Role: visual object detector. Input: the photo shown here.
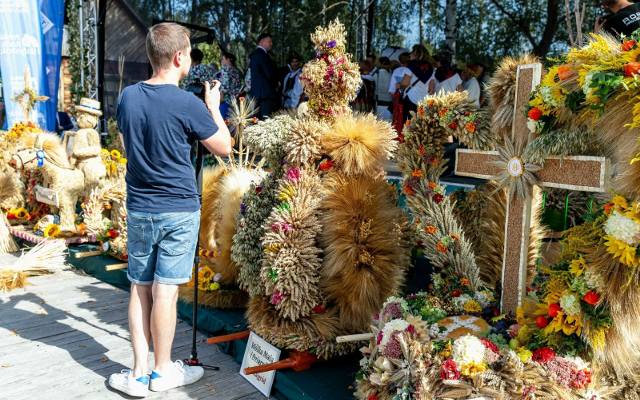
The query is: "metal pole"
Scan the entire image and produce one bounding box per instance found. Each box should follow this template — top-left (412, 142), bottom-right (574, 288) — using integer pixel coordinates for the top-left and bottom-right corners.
top-left (78, 0), bottom-right (85, 91)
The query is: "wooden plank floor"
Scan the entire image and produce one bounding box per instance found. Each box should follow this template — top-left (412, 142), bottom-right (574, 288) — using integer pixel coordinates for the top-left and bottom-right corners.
top-left (0, 262), bottom-right (263, 399)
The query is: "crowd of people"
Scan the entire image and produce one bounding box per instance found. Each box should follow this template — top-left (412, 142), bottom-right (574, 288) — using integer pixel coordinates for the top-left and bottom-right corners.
top-left (181, 33), bottom-right (487, 126)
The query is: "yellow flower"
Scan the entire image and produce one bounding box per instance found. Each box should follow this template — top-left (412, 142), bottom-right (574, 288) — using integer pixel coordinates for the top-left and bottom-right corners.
top-left (612, 195), bottom-right (629, 210)
top-left (543, 311), bottom-right (583, 336)
top-left (439, 342), bottom-right (452, 359)
top-left (14, 207), bottom-right (29, 219)
top-left (119, 157), bottom-right (128, 165)
top-left (605, 236), bottom-right (638, 266)
top-left (517, 348), bottom-right (532, 363)
top-left (544, 277), bottom-right (567, 305)
top-left (277, 184), bottom-right (296, 202)
top-left (463, 299), bottom-right (482, 313)
top-left (197, 266), bottom-right (214, 282)
top-left (569, 257), bottom-right (586, 277)
top-left (266, 243), bottom-right (281, 253)
top-left (209, 282), bottom-right (220, 291)
top-left (460, 361), bottom-right (487, 377)
top-left (110, 149), bottom-right (121, 160)
top-left (589, 327), bottom-right (607, 351)
top-left (108, 163), bottom-right (117, 176)
top-left (624, 46), bottom-right (640, 63)
top-left (101, 149), bottom-right (110, 158)
top-left (44, 223), bottom-right (61, 238)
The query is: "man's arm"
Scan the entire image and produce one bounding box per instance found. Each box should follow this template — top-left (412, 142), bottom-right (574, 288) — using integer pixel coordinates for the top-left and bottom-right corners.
top-left (202, 81), bottom-right (233, 156)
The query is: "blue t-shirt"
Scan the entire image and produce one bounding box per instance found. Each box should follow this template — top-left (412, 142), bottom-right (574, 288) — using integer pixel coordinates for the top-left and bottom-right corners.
top-left (117, 82), bottom-right (217, 213)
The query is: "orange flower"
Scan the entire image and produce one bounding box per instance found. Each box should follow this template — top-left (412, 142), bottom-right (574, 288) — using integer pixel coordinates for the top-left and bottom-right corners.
top-left (412, 169), bottom-right (424, 178)
top-left (624, 61), bottom-right (640, 77)
top-left (405, 119), bottom-right (412, 127)
top-left (464, 122), bottom-right (476, 133)
top-left (557, 64), bottom-right (576, 81)
top-left (428, 181), bottom-right (437, 190)
top-left (417, 106), bottom-right (425, 117)
top-left (418, 144), bottom-right (427, 156)
top-left (436, 242), bottom-right (448, 253)
top-left (622, 39), bottom-right (637, 52)
top-left (461, 278), bottom-right (471, 286)
top-left (451, 233), bottom-right (460, 241)
top-left (425, 225), bottom-right (437, 234)
top-left (403, 184), bottom-right (415, 196)
top-left (438, 108), bottom-right (449, 117)
top-left (603, 202), bottom-right (614, 215)
top-left (427, 100), bottom-right (435, 107)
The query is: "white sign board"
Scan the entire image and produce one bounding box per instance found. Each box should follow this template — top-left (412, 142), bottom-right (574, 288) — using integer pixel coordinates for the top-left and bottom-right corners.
top-left (239, 332), bottom-right (281, 397)
top-left (35, 185), bottom-right (59, 207)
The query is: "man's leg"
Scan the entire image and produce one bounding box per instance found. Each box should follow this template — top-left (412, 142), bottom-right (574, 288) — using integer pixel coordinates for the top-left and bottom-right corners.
top-left (149, 282), bottom-right (179, 374)
top-left (130, 284), bottom-right (153, 377)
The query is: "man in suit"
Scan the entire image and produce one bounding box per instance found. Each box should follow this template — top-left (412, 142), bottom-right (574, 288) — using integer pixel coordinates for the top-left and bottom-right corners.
top-left (249, 33), bottom-right (278, 119)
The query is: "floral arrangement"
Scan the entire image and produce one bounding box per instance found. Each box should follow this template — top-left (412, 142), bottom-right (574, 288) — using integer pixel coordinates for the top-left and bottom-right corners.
top-left (100, 148), bottom-right (127, 179)
top-left (300, 19), bottom-right (361, 118)
top-left (602, 195), bottom-right (640, 266)
top-left (6, 207), bottom-right (30, 223)
top-left (356, 294), bottom-right (607, 400)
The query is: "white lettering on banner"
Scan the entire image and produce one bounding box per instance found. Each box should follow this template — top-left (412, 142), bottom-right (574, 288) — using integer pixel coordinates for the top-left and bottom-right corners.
top-left (240, 332), bottom-right (281, 397)
top-left (0, 34), bottom-right (41, 56)
top-left (0, 0), bottom-right (30, 13)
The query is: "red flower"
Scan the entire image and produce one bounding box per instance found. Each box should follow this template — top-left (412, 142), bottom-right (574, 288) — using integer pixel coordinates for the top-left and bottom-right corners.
top-left (451, 289), bottom-right (462, 297)
top-left (418, 144), bottom-right (427, 156)
top-left (440, 359), bottom-right (461, 380)
top-left (395, 134), bottom-right (405, 143)
top-left (622, 39), bottom-right (637, 52)
top-left (319, 159), bottom-right (334, 171)
top-left (312, 304), bottom-right (326, 314)
top-left (367, 394), bottom-right (379, 400)
top-left (624, 61), bottom-right (640, 77)
top-left (583, 291), bottom-right (600, 306)
top-left (255, 186), bottom-right (263, 194)
top-left (535, 315), bottom-right (550, 328)
top-left (532, 347), bottom-right (556, 363)
top-left (448, 121), bottom-right (458, 130)
top-left (6, 213), bottom-right (16, 220)
top-left (108, 229), bottom-right (119, 239)
top-left (406, 324), bottom-right (416, 335)
top-left (548, 303), bottom-right (561, 318)
top-left (433, 193), bottom-right (444, 204)
top-left (571, 369), bottom-right (592, 389)
top-left (603, 202), bottom-right (614, 215)
top-left (528, 107), bottom-right (543, 121)
top-left (480, 338), bottom-right (499, 354)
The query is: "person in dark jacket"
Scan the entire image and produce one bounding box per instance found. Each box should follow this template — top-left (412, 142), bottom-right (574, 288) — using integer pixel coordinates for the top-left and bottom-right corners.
top-left (249, 33), bottom-right (278, 119)
top-left (597, 0), bottom-right (640, 37)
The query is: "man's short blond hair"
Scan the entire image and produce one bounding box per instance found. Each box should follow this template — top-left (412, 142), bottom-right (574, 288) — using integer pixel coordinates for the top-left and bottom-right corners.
top-left (146, 22), bottom-right (190, 70)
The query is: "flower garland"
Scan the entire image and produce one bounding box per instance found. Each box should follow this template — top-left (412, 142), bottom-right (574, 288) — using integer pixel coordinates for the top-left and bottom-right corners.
top-left (100, 148), bottom-right (127, 179)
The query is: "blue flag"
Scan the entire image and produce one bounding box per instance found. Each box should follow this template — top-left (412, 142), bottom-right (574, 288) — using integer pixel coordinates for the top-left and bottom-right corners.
top-left (0, 0), bottom-right (45, 128)
top-left (39, 0), bottom-right (65, 131)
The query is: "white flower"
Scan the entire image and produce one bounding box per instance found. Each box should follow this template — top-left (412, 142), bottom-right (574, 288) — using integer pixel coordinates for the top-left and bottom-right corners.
top-left (560, 293), bottom-right (581, 317)
top-left (452, 334), bottom-right (485, 366)
top-left (432, 273), bottom-right (444, 290)
top-left (429, 323), bottom-right (440, 339)
top-left (564, 355), bottom-right (589, 371)
top-left (527, 119), bottom-right (538, 133)
top-left (380, 319), bottom-right (410, 348)
top-left (604, 211), bottom-right (640, 245)
top-left (359, 356), bottom-right (369, 368)
top-left (582, 71), bottom-right (594, 96)
top-left (540, 86), bottom-right (559, 107)
top-left (474, 290), bottom-right (494, 308)
top-left (382, 296), bottom-right (409, 314)
top-left (453, 294), bottom-right (473, 312)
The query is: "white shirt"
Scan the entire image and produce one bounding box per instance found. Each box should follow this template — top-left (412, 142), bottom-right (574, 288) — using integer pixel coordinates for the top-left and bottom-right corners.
top-left (283, 68), bottom-right (303, 109)
top-left (371, 68), bottom-right (392, 103)
top-left (388, 66), bottom-right (411, 94)
top-left (436, 73), bottom-right (463, 94)
top-left (463, 77), bottom-right (481, 107)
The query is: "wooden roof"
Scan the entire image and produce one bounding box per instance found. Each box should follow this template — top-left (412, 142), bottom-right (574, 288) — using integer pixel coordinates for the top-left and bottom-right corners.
top-left (105, 0), bottom-right (148, 63)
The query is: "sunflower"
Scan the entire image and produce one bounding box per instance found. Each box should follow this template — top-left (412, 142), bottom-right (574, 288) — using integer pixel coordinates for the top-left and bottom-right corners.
top-left (569, 257), bottom-right (586, 277)
top-left (14, 207), bottom-right (29, 219)
top-left (43, 223), bottom-right (61, 238)
top-left (605, 236), bottom-right (638, 266)
top-left (119, 157), bottom-right (127, 165)
top-left (544, 311), bottom-right (583, 336)
top-left (623, 46), bottom-right (640, 63)
top-left (110, 149), bottom-right (121, 160)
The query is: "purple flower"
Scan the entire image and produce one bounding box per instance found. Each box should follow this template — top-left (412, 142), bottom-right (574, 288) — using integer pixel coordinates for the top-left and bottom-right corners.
top-left (240, 203), bottom-right (247, 215)
top-left (286, 167), bottom-right (301, 182)
top-left (326, 40), bottom-right (337, 48)
top-left (270, 290), bottom-right (284, 305)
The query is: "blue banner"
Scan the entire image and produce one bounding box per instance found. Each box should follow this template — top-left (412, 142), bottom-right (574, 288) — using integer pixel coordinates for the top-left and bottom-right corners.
top-left (39, 0), bottom-right (65, 132)
top-left (0, 0), bottom-right (46, 129)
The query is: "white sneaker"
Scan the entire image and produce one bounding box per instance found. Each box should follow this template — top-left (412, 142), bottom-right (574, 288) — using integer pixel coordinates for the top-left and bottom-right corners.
top-left (108, 369), bottom-right (150, 398)
top-left (149, 360), bottom-right (204, 392)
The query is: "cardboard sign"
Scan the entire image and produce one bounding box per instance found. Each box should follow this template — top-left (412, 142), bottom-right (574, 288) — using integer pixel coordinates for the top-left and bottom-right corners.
top-left (35, 185), bottom-right (59, 207)
top-left (240, 332), bottom-right (281, 397)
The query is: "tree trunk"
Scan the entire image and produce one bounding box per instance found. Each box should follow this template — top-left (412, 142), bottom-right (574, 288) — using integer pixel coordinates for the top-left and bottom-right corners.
top-left (419, 0), bottom-right (424, 45)
top-left (444, 0), bottom-right (457, 57)
top-left (533, 0), bottom-right (559, 57)
top-left (366, 0), bottom-right (376, 56)
top-left (190, 0), bottom-right (198, 24)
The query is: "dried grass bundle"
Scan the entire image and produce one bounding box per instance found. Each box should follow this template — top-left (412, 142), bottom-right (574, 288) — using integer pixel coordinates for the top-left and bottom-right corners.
top-left (260, 167), bottom-right (324, 321)
top-left (284, 117), bottom-right (326, 166)
top-left (0, 172), bottom-right (23, 210)
top-left (487, 54), bottom-right (540, 139)
top-left (0, 213), bottom-right (18, 254)
top-left (82, 180), bottom-right (126, 235)
top-left (319, 173), bottom-right (411, 331)
top-left (0, 239), bottom-right (67, 291)
top-left (321, 113), bottom-right (396, 177)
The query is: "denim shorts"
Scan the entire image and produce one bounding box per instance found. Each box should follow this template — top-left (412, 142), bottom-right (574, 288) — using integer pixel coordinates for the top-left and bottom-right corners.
top-left (126, 210), bottom-right (200, 285)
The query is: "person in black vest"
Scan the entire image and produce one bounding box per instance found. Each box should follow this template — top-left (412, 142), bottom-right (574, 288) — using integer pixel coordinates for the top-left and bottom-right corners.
top-left (249, 33), bottom-right (278, 119)
top-left (597, 0), bottom-right (640, 37)
top-left (282, 53), bottom-right (304, 110)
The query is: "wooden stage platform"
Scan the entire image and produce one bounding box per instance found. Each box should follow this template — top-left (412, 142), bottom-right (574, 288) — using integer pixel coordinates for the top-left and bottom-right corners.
top-left (0, 261), bottom-right (264, 399)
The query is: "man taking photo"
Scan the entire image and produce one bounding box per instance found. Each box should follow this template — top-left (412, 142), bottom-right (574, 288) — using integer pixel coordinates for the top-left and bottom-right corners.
top-left (110, 22), bottom-right (232, 398)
